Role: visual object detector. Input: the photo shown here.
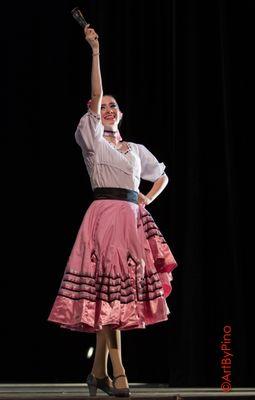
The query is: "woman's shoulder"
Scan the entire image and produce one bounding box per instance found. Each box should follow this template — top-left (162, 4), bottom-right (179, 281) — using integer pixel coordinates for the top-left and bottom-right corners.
top-left (127, 142), bottom-right (149, 155)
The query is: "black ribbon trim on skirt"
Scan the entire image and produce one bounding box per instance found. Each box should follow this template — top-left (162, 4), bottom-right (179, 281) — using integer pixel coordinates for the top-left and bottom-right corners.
top-left (93, 187), bottom-right (139, 205)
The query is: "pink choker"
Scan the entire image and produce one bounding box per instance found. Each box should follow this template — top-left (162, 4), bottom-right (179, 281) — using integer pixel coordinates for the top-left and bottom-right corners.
top-left (103, 130), bottom-right (123, 141)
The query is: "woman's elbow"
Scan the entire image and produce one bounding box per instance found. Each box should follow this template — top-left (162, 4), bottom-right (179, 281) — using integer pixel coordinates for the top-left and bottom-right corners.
top-left (162, 172), bottom-right (169, 182)
top-left (156, 173), bottom-right (169, 185)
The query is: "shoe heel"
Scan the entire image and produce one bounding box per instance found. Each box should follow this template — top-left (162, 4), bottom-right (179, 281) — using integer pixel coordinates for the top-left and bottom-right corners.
top-left (88, 383), bottom-right (97, 396)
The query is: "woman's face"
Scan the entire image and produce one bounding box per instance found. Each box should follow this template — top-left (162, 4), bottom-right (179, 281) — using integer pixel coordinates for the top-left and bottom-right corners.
top-left (100, 96), bottom-right (122, 129)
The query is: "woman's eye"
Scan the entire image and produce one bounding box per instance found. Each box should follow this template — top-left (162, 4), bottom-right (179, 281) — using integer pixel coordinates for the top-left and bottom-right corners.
top-left (101, 104), bottom-right (117, 110)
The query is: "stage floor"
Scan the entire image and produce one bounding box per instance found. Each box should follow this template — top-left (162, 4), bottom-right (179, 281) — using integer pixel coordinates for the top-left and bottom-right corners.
top-left (0, 384), bottom-right (255, 399)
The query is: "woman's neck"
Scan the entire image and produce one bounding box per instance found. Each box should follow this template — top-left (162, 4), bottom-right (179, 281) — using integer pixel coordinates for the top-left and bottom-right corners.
top-left (103, 128), bottom-right (121, 145)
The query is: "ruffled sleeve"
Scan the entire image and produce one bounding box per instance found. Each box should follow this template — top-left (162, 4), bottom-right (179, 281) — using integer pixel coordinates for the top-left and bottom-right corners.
top-left (137, 143), bottom-right (166, 182)
top-left (74, 108), bottom-right (103, 153)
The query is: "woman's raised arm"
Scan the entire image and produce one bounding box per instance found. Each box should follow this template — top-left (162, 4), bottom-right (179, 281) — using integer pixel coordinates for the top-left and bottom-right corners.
top-left (84, 24), bottom-right (103, 115)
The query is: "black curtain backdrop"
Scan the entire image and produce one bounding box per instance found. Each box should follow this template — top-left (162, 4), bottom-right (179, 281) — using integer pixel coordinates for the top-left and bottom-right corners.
top-left (2, 0), bottom-right (255, 388)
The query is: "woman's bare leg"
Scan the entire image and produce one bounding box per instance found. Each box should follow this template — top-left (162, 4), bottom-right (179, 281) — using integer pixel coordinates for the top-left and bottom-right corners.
top-left (91, 330), bottom-right (110, 379)
top-left (102, 326), bottom-right (129, 389)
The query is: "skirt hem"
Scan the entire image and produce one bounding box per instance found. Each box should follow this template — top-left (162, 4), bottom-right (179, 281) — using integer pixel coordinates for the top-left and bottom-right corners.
top-left (47, 313), bottom-right (170, 333)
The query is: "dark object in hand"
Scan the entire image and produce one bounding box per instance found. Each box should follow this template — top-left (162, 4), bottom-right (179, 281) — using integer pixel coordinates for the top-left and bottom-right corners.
top-left (71, 7), bottom-right (88, 28)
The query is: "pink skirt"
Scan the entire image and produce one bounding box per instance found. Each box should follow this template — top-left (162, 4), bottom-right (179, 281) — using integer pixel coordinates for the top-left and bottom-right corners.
top-left (47, 199), bottom-right (177, 333)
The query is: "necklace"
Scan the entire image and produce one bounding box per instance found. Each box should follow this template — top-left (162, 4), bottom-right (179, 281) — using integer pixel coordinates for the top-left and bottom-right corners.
top-left (103, 129), bottom-right (123, 142)
top-left (104, 130), bottom-right (118, 134)
top-left (103, 129), bottom-right (130, 153)
top-left (107, 140), bottom-right (131, 154)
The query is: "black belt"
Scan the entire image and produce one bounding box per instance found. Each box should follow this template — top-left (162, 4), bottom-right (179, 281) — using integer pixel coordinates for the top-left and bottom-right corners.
top-left (93, 187), bottom-right (139, 205)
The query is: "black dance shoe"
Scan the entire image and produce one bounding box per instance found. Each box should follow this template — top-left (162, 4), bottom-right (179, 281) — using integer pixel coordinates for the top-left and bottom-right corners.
top-left (112, 374), bottom-right (131, 397)
top-left (86, 372), bottom-right (115, 396)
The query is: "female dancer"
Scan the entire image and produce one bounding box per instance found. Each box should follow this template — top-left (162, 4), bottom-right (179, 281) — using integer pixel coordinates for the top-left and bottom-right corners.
top-left (48, 24), bottom-right (177, 397)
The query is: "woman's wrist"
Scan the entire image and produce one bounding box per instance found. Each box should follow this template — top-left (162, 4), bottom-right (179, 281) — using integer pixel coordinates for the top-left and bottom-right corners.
top-left (145, 195), bottom-right (153, 205)
top-left (92, 49), bottom-right (100, 56)
top-left (138, 192), bottom-right (153, 206)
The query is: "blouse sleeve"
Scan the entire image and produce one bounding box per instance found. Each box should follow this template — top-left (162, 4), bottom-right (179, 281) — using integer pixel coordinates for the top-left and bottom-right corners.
top-left (137, 143), bottom-right (166, 182)
top-left (74, 108), bottom-right (103, 153)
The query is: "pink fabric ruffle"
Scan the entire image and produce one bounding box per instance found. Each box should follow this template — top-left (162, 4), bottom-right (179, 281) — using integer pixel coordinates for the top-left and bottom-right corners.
top-left (47, 200), bottom-right (177, 333)
top-left (138, 204), bottom-right (178, 297)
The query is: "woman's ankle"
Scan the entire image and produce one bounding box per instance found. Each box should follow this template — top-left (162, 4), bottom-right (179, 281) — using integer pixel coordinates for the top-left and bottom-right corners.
top-left (113, 374), bottom-right (129, 389)
top-left (91, 368), bottom-right (108, 379)
top-left (113, 367), bottom-right (126, 378)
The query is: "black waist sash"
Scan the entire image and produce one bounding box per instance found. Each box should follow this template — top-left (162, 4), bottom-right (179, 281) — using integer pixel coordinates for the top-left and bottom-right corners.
top-left (93, 187), bottom-right (139, 205)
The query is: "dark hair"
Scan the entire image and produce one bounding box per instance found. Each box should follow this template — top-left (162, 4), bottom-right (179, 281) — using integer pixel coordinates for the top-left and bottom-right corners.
top-left (86, 93), bottom-right (120, 109)
top-left (102, 93), bottom-right (119, 107)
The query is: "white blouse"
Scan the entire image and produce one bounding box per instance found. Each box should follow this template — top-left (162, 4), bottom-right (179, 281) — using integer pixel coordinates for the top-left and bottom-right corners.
top-left (74, 109), bottom-right (166, 193)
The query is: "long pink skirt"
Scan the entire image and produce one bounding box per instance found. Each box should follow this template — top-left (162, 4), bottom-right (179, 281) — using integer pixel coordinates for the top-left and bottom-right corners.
top-left (47, 199), bottom-right (177, 333)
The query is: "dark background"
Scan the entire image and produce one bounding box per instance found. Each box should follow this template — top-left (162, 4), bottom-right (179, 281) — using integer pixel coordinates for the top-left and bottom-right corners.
top-left (2, 0), bottom-right (255, 387)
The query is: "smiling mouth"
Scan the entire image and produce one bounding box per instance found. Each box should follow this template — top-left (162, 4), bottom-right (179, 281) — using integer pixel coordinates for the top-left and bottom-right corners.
top-left (104, 115), bottom-right (116, 120)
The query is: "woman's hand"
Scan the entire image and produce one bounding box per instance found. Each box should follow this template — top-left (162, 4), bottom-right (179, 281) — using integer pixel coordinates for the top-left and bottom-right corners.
top-left (138, 192), bottom-right (152, 206)
top-left (84, 24), bottom-right (99, 51)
